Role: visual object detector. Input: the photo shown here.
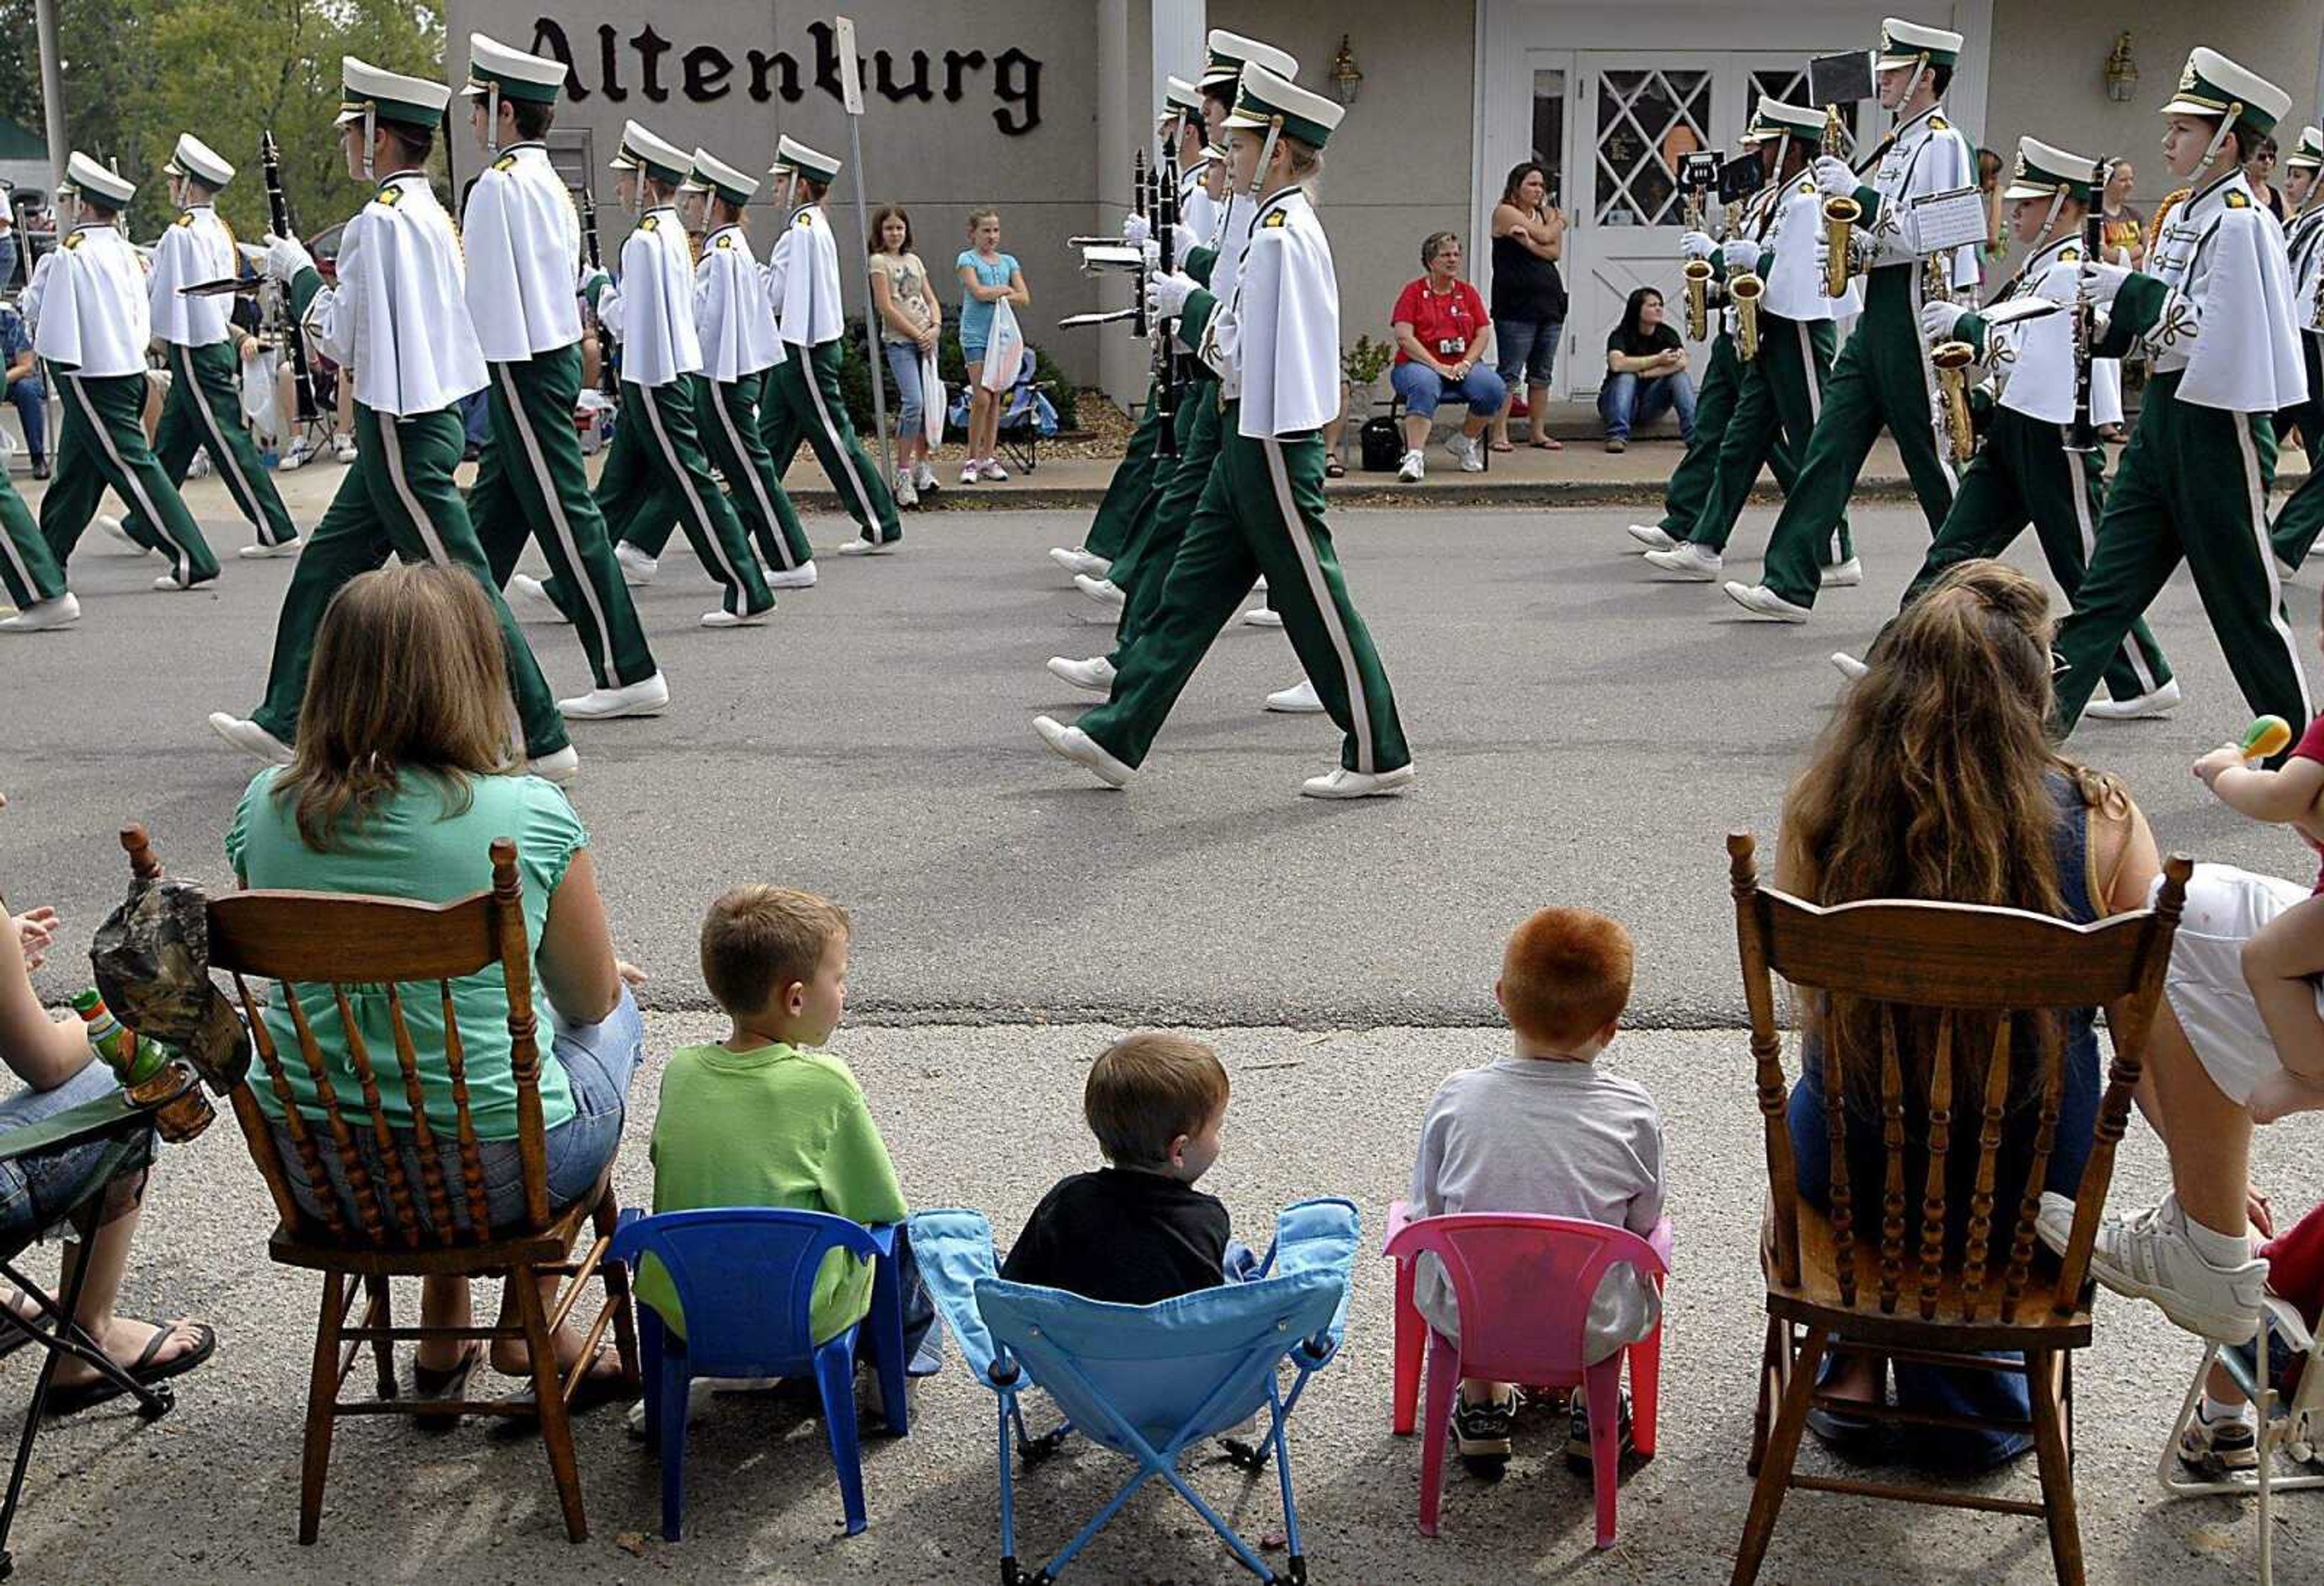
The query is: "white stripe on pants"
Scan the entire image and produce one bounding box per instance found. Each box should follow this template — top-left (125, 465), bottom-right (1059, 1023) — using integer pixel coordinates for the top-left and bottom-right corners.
top-left (637, 382), bottom-right (749, 599)
top-left (374, 412), bottom-right (450, 565)
top-left (713, 380), bottom-right (797, 569)
top-left (177, 342), bottom-right (274, 541)
top-left (795, 349), bottom-right (880, 533)
top-left (1261, 437), bottom-right (1375, 773)
top-left (66, 375), bottom-right (188, 585)
top-left (494, 362), bottom-right (622, 676)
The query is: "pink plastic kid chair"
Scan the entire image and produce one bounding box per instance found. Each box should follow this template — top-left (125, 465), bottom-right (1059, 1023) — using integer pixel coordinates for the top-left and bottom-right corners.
top-left (1383, 1202), bottom-right (1671, 1549)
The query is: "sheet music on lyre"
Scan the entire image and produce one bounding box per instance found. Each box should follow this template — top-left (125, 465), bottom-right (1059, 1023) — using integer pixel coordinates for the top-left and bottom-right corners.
top-left (1906, 188), bottom-right (1988, 255)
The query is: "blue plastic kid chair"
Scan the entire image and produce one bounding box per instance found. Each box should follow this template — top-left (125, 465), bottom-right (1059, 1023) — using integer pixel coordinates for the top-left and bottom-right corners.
top-left (910, 1197), bottom-right (1359, 1585)
top-left (606, 1207), bottom-right (911, 1541)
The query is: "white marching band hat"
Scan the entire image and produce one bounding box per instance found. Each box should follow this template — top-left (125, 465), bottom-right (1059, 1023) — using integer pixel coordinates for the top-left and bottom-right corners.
top-left (611, 121), bottom-right (692, 185)
top-left (464, 33), bottom-right (569, 104)
top-left (1200, 31), bottom-right (1298, 91)
top-left (335, 56), bottom-right (451, 130)
top-left (163, 133), bottom-right (233, 189)
top-left (2290, 125), bottom-right (2324, 171)
top-left (1223, 62), bottom-right (1347, 149)
top-left (770, 135), bottom-right (842, 184)
top-left (2003, 137), bottom-right (2101, 202)
top-left (1161, 76), bottom-right (1204, 122)
top-left (2163, 47), bottom-right (2291, 139)
top-left (1876, 18), bottom-right (1965, 71)
top-left (1753, 99), bottom-right (1826, 143)
top-left (684, 148), bottom-right (759, 206)
top-left (59, 150), bottom-right (134, 207)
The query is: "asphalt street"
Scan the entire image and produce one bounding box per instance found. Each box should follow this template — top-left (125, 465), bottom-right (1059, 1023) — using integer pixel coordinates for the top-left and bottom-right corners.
top-left (1, 497), bottom-right (2314, 1027)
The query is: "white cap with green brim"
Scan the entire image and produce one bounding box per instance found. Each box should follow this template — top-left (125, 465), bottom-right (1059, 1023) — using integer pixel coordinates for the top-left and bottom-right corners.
top-left (1163, 76), bottom-right (1204, 117)
top-left (2163, 48), bottom-right (2291, 140)
top-left (336, 56), bottom-right (451, 131)
top-left (1224, 62), bottom-right (1346, 151)
top-left (163, 133), bottom-right (233, 188)
top-left (685, 149), bottom-right (758, 206)
top-left (770, 135), bottom-right (842, 185)
top-left (2004, 137), bottom-right (2100, 202)
top-left (59, 151), bottom-right (134, 207)
top-left (464, 33), bottom-right (568, 105)
top-left (611, 122), bottom-right (691, 186)
top-left (2285, 124), bottom-right (2322, 171)
top-left (1201, 31), bottom-right (1298, 91)
top-left (1753, 99), bottom-right (1826, 145)
top-left (1876, 18), bottom-right (1963, 72)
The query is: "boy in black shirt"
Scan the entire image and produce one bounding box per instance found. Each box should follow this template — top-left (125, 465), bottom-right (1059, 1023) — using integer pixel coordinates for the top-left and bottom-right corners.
top-left (1002, 1033), bottom-right (1232, 1305)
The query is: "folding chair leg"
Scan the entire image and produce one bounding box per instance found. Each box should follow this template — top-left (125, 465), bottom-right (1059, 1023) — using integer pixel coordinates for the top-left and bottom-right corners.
top-left (298, 1271), bottom-right (346, 1544)
top-left (997, 1395), bottom-right (1023, 1582)
top-left (514, 1262), bottom-right (589, 1543)
top-left (1390, 1257), bottom-right (1422, 1436)
top-left (1269, 1388), bottom-right (1307, 1581)
top-left (2028, 1349), bottom-right (2086, 1586)
top-left (363, 1276), bottom-right (396, 1400)
top-left (1416, 1331), bottom-right (1460, 1536)
top-left (0, 1210), bottom-right (114, 1573)
top-left (1729, 1325), bottom-right (1827, 1586)
top-left (1630, 1322), bottom-right (1663, 1460)
top-left (812, 1337), bottom-right (868, 1536)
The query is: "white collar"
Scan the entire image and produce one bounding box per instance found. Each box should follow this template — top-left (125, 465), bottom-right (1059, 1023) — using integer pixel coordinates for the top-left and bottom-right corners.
top-left (1892, 102), bottom-right (1944, 140)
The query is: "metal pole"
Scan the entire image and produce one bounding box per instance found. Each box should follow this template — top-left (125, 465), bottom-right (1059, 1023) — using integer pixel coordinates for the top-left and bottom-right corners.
top-left (845, 114), bottom-right (893, 483)
top-left (33, 0), bottom-right (66, 192)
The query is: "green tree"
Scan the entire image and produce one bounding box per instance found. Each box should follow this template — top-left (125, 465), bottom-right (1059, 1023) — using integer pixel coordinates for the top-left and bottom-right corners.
top-left (0, 0), bottom-right (157, 188)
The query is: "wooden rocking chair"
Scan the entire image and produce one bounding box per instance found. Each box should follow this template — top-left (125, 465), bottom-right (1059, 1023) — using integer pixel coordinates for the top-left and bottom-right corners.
top-left (120, 823), bottom-right (639, 1544)
top-left (1724, 831), bottom-right (2192, 1586)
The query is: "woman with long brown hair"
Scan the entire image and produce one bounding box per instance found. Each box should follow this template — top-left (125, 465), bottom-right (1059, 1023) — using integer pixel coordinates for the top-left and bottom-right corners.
top-left (227, 563), bottom-right (640, 1413)
top-left (1776, 559), bottom-right (2162, 1466)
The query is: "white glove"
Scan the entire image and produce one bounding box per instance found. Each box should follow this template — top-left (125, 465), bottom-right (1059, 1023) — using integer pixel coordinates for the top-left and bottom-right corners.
top-left (579, 267), bottom-right (612, 300)
top-left (1144, 270), bottom-right (1196, 321)
top-left (2082, 261), bottom-right (2131, 305)
top-left (1123, 212), bottom-right (1152, 248)
top-left (263, 232), bottom-right (314, 284)
top-left (1813, 157), bottom-right (1857, 200)
top-left (1722, 238), bottom-right (1761, 274)
top-left (1920, 301), bottom-right (1968, 342)
top-left (1141, 238), bottom-right (1161, 270)
top-left (1679, 230), bottom-right (1716, 262)
top-left (1171, 222), bottom-right (1200, 260)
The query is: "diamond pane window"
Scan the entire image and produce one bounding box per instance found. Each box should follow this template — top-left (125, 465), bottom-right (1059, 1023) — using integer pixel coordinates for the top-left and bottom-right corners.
top-left (1594, 69), bottom-right (1712, 227)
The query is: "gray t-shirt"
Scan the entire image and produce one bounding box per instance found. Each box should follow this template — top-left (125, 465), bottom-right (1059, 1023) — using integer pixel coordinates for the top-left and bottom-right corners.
top-left (1407, 1055), bottom-right (1666, 1363)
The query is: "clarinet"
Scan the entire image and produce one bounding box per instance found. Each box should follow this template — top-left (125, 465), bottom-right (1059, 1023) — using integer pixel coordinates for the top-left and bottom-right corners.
top-left (1129, 148), bottom-right (1150, 347)
top-left (260, 132), bottom-right (320, 425)
top-left (2064, 162), bottom-right (2107, 454)
top-left (1154, 129), bottom-right (1182, 460)
top-left (580, 186), bottom-right (617, 396)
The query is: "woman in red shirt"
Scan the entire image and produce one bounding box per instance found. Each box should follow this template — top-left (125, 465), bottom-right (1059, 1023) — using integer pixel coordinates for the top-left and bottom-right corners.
top-left (1388, 232), bottom-right (1504, 482)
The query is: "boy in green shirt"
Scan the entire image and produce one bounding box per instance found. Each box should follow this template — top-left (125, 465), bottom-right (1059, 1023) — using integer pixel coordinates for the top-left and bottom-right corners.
top-left (633, 885), bottom-right (936, 1374)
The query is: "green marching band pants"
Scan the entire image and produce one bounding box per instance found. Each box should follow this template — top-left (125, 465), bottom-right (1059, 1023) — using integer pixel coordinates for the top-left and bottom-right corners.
top-left (621, 372), bottom-right (815, 576)
top-left (250, 402), bottom-right (571, 759)
top-left (762, 341), bottom-right (901, 546)
top-left (123, 340), bottom-right (299, 549)
top-left (586, 376), bottom-right (773, 618)
top-left (42, 365), bottom-right (219, 588)
top-left (1656, 330), bottom-right (1741, 537)
top-left (1084, 372), bottom-right (1166, 563)
top-left (0, 470), bottom-right (60, 610)
top-left (1109, 387), bottom-right (1220, 666)
top-left (1682, 312), bottom-right (1851, 565)
top-left (2268, 333), bottom-right (2324, 571)
top-left (1080, 405), bottom-right (1409, 776)
top-left (471, 344), bottom-right (660, 692)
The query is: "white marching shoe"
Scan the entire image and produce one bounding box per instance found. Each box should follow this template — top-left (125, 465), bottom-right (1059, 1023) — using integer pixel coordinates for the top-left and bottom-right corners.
top-left (508, 574), bottom-right (573, 624)
top-left (701, 606), bottom-right (772, 628)
top-left (766, 560), bottom-right (819, 589)
top-left (1242, 605), bottom-right (1283, 628)
top-left (97, 514), bottom-right (146, 555)
top-left (614, 543), bottom-right (657, 585)
top-left (206, 712), bottom-right (292, 764)
top-left (559, 672), bottom-right (671, 721)
top-left (1265, 679), bottom-right (1324, 713)
top-left (0, 592), bottom-right (80, 633)
top-left (2083, 678), bottom-right (2183, 720)
top-left (1643, 542), bottom-right (1722, 580)
top-left (237, 539), bottom-right (300, 559)
top-left (1830, 651), bottom-right (1869, 681)
top-left (527, 746), bottom-right (580, 785)
top-left (1722, 582), bottom-right (1812, 623)
top-left (1819, 558), bottom-right (1864, 588)
top-left (1049, 546), bottom-right (1109, 580)
top-left (152, 574), bottom-right (206, 592)
top-left (1301, 764), bottom-right (1416, 800)
top-left (833, 536), bottom-right (899, 556)
top-left (1046, 655), bottom-right (1116, 694)
top-left (1624, 523), bottom-right (1677, 553)
top-left (1032, 715), bottom-right (1134, 788)
top-left (1074, 574), bottom-right (1126, 607)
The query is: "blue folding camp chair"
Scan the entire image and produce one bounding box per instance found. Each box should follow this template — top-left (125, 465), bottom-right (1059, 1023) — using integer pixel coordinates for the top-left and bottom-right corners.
top-left (606, 1208), bottom-right (911, 1541)
top-left (910, 1196), bottom-right (1358, 1585)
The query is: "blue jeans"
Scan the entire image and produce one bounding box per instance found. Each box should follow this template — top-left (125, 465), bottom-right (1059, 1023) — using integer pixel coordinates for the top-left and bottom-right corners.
top-left (6, 376), bottom-right (42, 462)
top-left (272, 986), bottom-right (646, 1237)
top-left (1390, 360), bottom-right (1506, 419)
top-left (0, 1059), bottom-right (145, 1250)
top-left (459, 387), bottom-right (491, 450)
top-left (1494, 318), bottom-right (1563, 388)
top-left (882, 341), bottom-right (926, 430)
top-left (1597, 370), bottom-right (1697, 441)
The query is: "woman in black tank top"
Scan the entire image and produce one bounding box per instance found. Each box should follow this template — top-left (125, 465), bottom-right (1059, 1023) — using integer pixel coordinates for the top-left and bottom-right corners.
top-left (1488, 163), bottom-right (1569, 453)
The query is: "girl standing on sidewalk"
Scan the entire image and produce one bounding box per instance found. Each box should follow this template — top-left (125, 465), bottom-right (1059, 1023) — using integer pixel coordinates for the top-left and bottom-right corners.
top-left (956, 208), bottom-right (1028, 484)
top-left (868, 206), bottom-right (941, 508)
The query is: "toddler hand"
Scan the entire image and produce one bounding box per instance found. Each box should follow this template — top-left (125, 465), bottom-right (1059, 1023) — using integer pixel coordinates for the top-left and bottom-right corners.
top-left (616, 959), bottom-right (648, 990)
top-left (2192, 741), bottom-right (2245, 787)
top-left (11, 906), bottom-right (57, 971)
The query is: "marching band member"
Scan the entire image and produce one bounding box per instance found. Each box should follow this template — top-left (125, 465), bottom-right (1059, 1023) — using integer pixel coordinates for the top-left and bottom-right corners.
top-left (1640, 100), bottom-right (1860, 584)
top-left (1722, 16), bottom-right (1980, 623)
top-left (1838, 137), bottom-right (2177, 718)
top-left (2268, 124), bottom-right (2324, 571)
top-left (458, 34), bottom-right (668, 721)
top-left (1037, 62), bottom-right (1414, 800)
top-left (2049, 48), bottom-right (2310, 742)
top-left (208, 57), bottom-right (576, 779)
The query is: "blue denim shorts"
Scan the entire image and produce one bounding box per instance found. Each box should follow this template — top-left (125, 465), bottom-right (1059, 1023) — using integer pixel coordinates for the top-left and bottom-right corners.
top-left (271, 986), bottom-right (646, 1238)
top-left (0, 1060), bottom-right (147, 1248)
top-left (1495, 318), bottom-right (1563, 387)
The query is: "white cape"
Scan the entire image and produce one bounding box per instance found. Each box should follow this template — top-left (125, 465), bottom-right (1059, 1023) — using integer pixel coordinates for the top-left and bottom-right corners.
top-left (770, 206), bottom-right (845, 348)
top-left (310, 176), bottom-right (487, 416)
top-left (2177, 205), bottom-right (2308, 414)
top-left (33, 225), bottom-right (150, 378)
top-left (1229, 189), bottom-right (1339, 439)
top-left (694, 224), bottom-right (781, 383)
top-left (598, 209), bottom-right (700, 388)
top-left (461, 146), bottom-right (585, 362)
top-left (146, 206), bottom-right (235, 347)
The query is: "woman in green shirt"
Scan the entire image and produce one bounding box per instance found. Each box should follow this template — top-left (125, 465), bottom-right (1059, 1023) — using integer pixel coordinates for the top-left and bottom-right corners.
top-left (228, 565), bottom-right (639, 1398)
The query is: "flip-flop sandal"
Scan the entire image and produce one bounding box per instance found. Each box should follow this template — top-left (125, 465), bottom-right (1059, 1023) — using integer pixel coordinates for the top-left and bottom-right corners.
top-left (489, 1346), bottom-right (632, 1435)
top-left (413, 1341), bottom-right (488, 1432)
top-left (44, 1320), bottom-right (217, 1417)
top-left (1324, 458), bottom-right (1346, 479)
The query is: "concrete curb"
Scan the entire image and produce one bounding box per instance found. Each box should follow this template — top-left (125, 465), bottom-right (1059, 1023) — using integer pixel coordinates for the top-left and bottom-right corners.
top-left (788, 477), bottom-right (1936, 513)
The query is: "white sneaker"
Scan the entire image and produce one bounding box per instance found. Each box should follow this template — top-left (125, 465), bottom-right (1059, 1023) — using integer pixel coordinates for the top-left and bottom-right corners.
top-left (332, 434), bottom-right (358, 464)
top-left (979, 459), bottom-right (1008, 482)
top-left (508, 574), bottom-right (572, 625)
top-left (1049, 546), bottom-right (1109, 580)
top-left (1253, 576), bottom-right (1267, 594)
top-left (914, 460), bottom-right (940, 493)
top-left (960, 462), bottom-right (982, 487)
top-left (1074, 574), bottom-right (1125, 608)
top-left (1819, 558), bottom-right (1864, 588)
top-left (1830, 651), bottom-right (1869, 681)
top-left (188, 451), bottom-right (212, 480)
top-left (152, 574), bottom-right (203, 592)
top-left (1242, 605), bottom-right (1284, 628)
top-left (766, 560), bottom-right (818, 589)
top-left (2083, 678), bottom-right (2184, 721)
top-left (275, 438), bottom-right (310, 472)
top-left (1722, 582), bottom-right (1813, 623)
top-left (614, 543), bottom-right (657, 586)
top-left (97, 514), bottom-right (146, 555)
top-left (1032, 715), bottom-right (1133, 788)
top-left (559, 672), bottom-right (671, 720)
top-left (1397, 449), bottom-right (1425, 483)
top-left (2279, 558), bottom-right (2299, 582)
top-left (0, 592), bottom-right (80, 633)
top-left (1301, 764), bottom-right (1416, 800)
top-left (206, 711), bottom-right (292, 764)
top-left (527, 746), bottom-right (580, 785)
top-left (894, 470), bottom-right (919, 509)
top-left (1046, 655), bottom-right (1116, 693)
top-left (1446, 434), bottom-right (1485, 474)
top-left (237, 539), bottom-right (300, 559)
top-left (1266, 679), bottom-right (1324, 713)
top-left (1625, 523), bottom-right (1678, 553)
top-left (2035, 1191), bottom-right (2267, 1344)
top-left (701, 606), bottom-right (771, 628)
top-left (1643, 543), bottom-right (1722, 580)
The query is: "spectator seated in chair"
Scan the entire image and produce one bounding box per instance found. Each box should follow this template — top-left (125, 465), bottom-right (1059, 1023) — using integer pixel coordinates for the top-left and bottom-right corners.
top-left (1389, 232), bottom-right (1504, 482)
top-left (0, 301), bottom-right (44, 478)
top-left (1597, 287), bottom-right (1695, 454)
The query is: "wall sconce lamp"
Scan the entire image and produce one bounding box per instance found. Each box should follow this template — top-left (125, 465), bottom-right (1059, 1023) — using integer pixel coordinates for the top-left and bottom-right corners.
top-left (2104, 31), bottom-right (2138, 105)
top-left (1331, 35), bottom-right (1363, 106)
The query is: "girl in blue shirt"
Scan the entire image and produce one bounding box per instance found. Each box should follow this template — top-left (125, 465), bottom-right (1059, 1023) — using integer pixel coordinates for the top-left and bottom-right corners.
top-left (955, 208), bottom-right (1028, 483)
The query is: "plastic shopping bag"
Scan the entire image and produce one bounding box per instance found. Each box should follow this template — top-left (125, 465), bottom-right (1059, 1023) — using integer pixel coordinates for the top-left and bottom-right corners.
top-left (981, 298), bottom-right (1028, 392)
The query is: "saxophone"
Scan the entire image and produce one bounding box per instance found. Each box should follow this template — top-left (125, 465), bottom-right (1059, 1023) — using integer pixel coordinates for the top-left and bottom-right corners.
top-left (1681, 181), bottom-right (1712, 342)
top-left (1822, 106), bottom-right (1860, 298)
top-left (1728, 197), bottom-right (1762, 361)
top-left (1925, 254), bottom-right (1976, 464)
